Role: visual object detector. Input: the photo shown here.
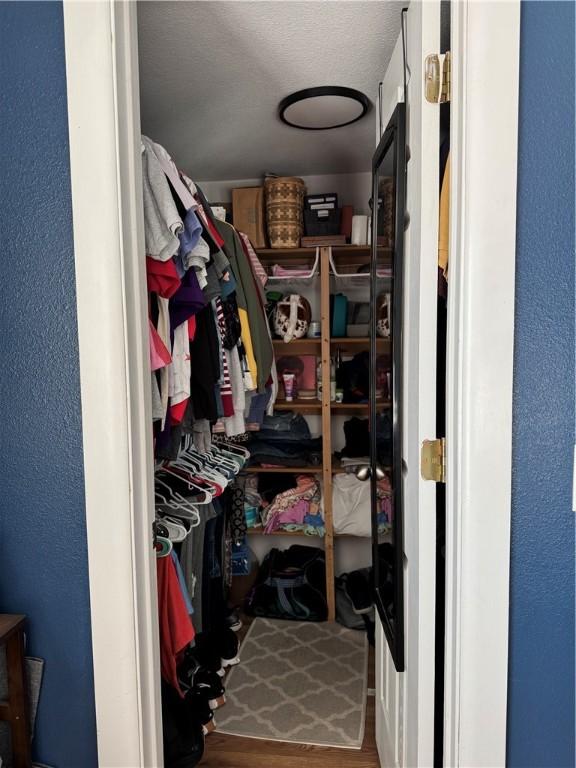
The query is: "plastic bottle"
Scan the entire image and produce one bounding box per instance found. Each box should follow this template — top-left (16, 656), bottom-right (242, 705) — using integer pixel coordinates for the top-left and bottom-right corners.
top-left (330, 357), bottom-right (336, 402)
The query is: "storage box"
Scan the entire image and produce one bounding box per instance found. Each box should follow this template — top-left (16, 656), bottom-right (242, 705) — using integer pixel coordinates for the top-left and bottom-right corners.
top-left (304, 193), bottom-right (338, 210)
top-left (232, 186), bottom-right (267, 248)
top-left (304, 207), bottom-right (341, 237)
top-left (330, 293), bottom-right (348, 337)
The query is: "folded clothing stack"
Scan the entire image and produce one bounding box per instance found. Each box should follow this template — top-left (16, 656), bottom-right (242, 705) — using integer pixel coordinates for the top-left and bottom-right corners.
top-left (336, 414), bottom-right (392, 466)
top-left (332, 473), bottom-right (392, 537)
top-left (261, 475), bottom-right (324, 534)
top-left (243, 472), bottom-right (324, 536)
top-left (246, 412), bottom-right (322, 468)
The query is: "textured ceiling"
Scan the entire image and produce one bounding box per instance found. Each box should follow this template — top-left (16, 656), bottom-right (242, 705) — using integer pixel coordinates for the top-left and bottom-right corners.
top-left (137, 1), bottom-right (403, 180)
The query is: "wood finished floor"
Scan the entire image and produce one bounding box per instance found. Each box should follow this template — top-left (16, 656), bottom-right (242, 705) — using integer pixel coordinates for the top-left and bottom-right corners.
top-left (200, 619), bottom-right (378, 768)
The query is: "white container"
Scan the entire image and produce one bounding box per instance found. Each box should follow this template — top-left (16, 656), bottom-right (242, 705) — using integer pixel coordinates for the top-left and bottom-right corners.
top-left (351, 215), bottom-right (368, 246)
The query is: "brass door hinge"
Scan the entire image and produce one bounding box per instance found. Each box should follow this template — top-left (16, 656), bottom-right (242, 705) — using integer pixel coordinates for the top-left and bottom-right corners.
top-left (421, 438), bottom-right (446, 482)
top-left (424, 52), bottom-right (451, 104)
top-left (440, 51), bottom-right (451, 103)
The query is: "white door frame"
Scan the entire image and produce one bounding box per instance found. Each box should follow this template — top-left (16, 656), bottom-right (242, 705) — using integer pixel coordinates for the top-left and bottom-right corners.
top-left (62, 1), bottom-right (519, 766)
top-left (444, 3), bottom-right (520, 766)
top-left (63, 2), bottom-right (162, 766)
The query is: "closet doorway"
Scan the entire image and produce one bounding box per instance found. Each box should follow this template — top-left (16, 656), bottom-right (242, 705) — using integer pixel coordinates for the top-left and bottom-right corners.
top-left (63, 2), bottom-right (520, 767)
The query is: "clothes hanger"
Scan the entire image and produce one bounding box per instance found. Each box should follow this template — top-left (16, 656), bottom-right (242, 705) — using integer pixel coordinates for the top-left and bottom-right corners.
top-left (157, 466), bottom-right (214, 505)
top-left (159, 515), bottom-right (193, 541)
top-left (165, 461), bottom-right (227, 499)
top-left (204, 448), bottom-right (243, 478)
top-left (211, 443), bottom-right (246, 470)
top-left (154, 479), bottom-right (187, 511)
top-left (172, 452), bottom-right (229, 491)
top-left (193, 450), bottom-right (236, 480)
top-left (155, 476), bottom-right (207, 518)
top-left (155, 536), bottom-right (172, 558)
top-left (213, 439), bottom-right (250, 461)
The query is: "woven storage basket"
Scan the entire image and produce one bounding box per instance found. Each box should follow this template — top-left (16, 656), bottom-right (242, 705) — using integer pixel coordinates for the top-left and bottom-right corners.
top-left (265, 177), bottom-right (306, 248)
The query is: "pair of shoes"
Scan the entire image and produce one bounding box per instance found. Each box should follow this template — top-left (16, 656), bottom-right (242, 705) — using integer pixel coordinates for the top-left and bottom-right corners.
top-left (193, 628), bottom-right (241, 672)
top-left (179, 660), bottom-right (226, 711)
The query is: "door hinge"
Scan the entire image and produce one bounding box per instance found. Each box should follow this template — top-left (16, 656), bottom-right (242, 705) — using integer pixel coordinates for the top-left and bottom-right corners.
top-left (421, 438), bottom-right (446, 482)
top-left (440, 52), bottom-right (451, 103)
top-left (424, 52), bottom-right (451, 104)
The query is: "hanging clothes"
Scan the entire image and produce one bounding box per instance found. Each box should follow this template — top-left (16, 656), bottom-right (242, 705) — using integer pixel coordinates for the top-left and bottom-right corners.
top-left (157, 553), bottom-right (195, 696)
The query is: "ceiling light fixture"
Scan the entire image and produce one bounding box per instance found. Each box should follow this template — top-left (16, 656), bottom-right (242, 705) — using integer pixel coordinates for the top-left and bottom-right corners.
top-left (278, 86), bottom-right (371, 131)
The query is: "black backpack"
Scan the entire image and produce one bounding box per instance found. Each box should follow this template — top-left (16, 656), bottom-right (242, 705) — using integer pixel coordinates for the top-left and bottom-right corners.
top-left (246, 545), bottom-right (328, 621)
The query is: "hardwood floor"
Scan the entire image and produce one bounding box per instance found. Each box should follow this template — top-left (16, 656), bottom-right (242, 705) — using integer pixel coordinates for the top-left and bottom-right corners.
top-left (200, 621), bottom-right (379, 768)
top-left (200, 696), bottom-right (379, 768)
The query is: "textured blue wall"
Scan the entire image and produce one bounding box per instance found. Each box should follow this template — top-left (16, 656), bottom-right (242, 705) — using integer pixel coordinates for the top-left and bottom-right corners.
top-left (508, 2), bottom-right (575, 766)
top-left (0, 2), bottom-right (98, 766)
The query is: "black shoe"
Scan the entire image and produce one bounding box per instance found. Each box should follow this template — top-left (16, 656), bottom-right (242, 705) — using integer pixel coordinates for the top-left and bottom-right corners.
top-left (224, 609), bottom-right (242, 632)
top-left (195, 629), bottom-right (240, 671)
top-left (192, 667), bottom-right (226, 710)
top-left (216, 628), bottom-right (241, 669)
top-left (186, 687), bottom-right (217, 735)
top-left (185, 642), bottom-right (224, 677)
top-left (343, 568), bottom-right (373, 615)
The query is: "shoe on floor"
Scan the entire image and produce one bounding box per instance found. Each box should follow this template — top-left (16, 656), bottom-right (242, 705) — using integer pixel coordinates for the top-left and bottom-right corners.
top-left (343, 568), bottom-right (373, 615)
top-left (224, 609), bottom-right (242, 632)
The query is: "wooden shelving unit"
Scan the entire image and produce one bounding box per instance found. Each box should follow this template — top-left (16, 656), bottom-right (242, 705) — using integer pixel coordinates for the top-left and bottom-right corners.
top-left (244, 465), bottom-right (321, 474)
top-left (246, 529), bottom-right (319, 537)
top-left (248, 245), bottom-right (386, 621)
top-left (274, 400), bottom-right (322, 413)
top-left (273, 399), bottom-right (390, 414)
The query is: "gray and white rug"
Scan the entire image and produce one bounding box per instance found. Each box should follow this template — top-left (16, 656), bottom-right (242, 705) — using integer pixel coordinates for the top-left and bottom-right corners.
top-left (217, 617), bottom-right (368, 749)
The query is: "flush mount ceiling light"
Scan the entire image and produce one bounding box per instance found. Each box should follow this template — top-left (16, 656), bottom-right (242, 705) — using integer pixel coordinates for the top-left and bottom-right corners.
top-left (278, 86), bottom-right (371, 130)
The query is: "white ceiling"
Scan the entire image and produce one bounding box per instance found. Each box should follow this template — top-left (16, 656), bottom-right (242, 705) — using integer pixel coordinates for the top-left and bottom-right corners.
top-left (137, 1), bottom-right (404, 181)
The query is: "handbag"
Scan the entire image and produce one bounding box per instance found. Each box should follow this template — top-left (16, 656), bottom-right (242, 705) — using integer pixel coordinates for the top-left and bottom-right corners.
top-left (273, 294), bottom-right (311, 342)
top-left (245, 545), bottom-right (327, 621)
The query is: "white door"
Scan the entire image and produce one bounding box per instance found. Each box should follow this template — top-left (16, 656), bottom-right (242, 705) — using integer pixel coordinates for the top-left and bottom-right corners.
top-left (373, 3), bottom-right (440, 766)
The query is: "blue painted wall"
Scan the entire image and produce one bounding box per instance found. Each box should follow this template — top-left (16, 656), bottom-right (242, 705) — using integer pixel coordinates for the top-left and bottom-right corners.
top-left (508, 2), bottom-right (575, 766)
top-left (0, 2), bottom-right (574, 767)
top-left (0, 2), bottom-right (98, 766)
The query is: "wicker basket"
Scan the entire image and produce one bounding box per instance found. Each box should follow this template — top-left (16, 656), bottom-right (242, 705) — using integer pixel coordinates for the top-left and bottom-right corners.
top-left (264, 177), bottom-right (306, 248)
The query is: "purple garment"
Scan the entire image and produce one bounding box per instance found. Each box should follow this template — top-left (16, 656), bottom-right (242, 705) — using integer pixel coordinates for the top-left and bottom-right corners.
top-left (169, 267), bottom-right (206, 332)
top-left (265, 498), bottom-right (309, 533)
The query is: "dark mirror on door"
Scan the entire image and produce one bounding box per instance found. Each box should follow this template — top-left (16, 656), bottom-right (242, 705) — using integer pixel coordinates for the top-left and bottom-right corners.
top-left (370, 102), bottom-right (406, 671)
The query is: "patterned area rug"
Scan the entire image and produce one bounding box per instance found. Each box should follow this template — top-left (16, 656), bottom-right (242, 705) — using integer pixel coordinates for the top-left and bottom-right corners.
top-left (217, 617), bottom-right (368, 749)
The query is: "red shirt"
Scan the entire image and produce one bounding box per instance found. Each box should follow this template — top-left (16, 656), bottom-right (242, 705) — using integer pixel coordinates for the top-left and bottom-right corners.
top-left (156, 554), bottom-right (195, 695)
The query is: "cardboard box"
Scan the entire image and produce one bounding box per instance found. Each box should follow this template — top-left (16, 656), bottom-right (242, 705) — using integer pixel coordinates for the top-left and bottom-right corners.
top-left (232, 187), bottom-right (267, 248)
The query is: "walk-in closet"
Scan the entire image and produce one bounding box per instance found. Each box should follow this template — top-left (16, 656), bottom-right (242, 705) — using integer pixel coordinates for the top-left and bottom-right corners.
top-left (135, 2), bottom-right (448, 766)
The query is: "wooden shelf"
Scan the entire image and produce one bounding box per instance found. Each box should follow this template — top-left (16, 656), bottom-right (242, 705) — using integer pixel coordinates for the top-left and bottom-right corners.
top-left (272, 337), bottom-right (389, 355)
top-left (274, 399), bottom-right (322, 413)
top-left (257, 245), bottom-right (371, 259)
top-left (243, 466), bottom-right (321, 474)
top-left (256, 244), bottom-right (391, 268)
top-left (246, 528), bottom-right (323, 537)
top-left (272, 338), bottom-right (321, 355)
top-left (246, 528), bottom-right (371, 539)
top-left (331, 337), bottom-right (391, 354)
top-left (273, 400), bottom-right (390, 413)
top-left (330, 400), bottom-right (391, 413)
top-left (332, 457), bottom-right (391, 475)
